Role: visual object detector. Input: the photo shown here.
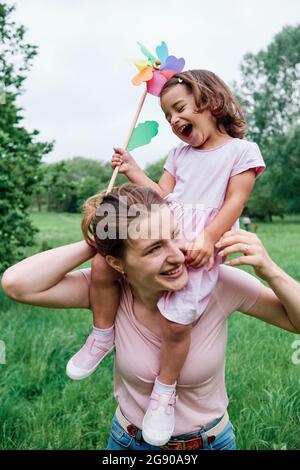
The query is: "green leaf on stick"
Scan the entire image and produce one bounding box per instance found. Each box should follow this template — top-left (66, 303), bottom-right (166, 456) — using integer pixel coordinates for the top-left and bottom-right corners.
top-left (127, 121), bottom-right (159, 152)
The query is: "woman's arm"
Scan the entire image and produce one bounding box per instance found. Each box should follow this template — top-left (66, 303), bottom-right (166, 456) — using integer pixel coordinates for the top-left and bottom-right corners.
top-left (215, 229), bottom-right (300, 333)
top-left (1, 241), bottom-right (95, 309)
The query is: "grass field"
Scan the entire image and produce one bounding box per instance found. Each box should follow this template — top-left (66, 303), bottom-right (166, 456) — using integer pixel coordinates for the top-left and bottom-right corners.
top-left (0, 212), bottom-right (300, 450)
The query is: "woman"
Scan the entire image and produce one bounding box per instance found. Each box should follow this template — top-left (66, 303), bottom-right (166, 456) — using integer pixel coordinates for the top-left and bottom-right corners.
top-left (2, 184), bottom-right (300, 451)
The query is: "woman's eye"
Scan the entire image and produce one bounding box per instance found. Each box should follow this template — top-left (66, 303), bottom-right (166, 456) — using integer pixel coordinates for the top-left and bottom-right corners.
top-left (176, 106), bottom-right (184, 112)
top-left (148, 245), bottom-right (160, 254)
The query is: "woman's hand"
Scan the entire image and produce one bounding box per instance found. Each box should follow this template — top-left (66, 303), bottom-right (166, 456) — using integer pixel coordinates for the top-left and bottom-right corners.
top-left (111, 147), bottom-right (139, 176)
top-left (215, 229), bottom-right (279, 281)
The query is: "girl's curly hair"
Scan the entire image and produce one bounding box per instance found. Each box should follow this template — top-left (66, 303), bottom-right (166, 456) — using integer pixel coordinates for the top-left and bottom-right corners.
top-left (160, 69), bottom-right (247, 139)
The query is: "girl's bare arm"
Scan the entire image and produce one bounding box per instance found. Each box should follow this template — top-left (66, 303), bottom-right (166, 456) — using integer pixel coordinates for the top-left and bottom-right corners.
top-left (111, 147), bottom-right (175, 196)
top-left (205, 170), bottom-right (256, 242)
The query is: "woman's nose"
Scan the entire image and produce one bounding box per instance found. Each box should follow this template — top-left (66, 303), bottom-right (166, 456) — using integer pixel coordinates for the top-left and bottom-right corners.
top-left (166, 240), bottom-right (186, 263)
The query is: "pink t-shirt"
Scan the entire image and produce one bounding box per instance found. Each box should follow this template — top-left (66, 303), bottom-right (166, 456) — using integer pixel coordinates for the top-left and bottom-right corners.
top-left (157, 138), bottom-right (265, 324)
top-left (80, 265), bottom-right (262, 435)
top-left (164, 138), bottom-right (265, 209)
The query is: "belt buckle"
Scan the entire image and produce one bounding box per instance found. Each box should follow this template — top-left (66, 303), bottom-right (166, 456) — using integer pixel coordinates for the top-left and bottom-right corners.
top-left (161, 440), bottom-right (185, 451)
top-left (161, 436), bottom-right (203, 451)
top-left (127, 424), bottom-right (138, 437)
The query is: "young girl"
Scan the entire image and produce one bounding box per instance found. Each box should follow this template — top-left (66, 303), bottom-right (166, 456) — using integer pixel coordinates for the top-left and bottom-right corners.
top-left (66, 70), bottom-right (265, 446)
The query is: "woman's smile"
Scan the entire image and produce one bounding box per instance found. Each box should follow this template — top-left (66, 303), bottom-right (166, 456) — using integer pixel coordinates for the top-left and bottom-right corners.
top-left (160, 264), bottom-right (185, 279)
top-left (157, 261), bottom-right (188, 292)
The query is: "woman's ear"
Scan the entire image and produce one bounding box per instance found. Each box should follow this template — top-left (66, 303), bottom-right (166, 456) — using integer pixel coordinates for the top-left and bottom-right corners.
top-left (106, 255), bottom-right (125, 275)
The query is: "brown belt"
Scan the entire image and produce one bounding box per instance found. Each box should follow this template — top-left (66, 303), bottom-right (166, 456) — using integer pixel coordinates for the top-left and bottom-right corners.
top-left (115, 405), bottom-right (229, 451)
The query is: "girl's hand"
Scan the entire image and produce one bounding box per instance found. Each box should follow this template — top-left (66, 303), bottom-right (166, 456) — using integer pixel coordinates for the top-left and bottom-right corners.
top-left (215, 229), bottom-right (279, 281)
top-left (186, 230), bottom-right (215, 270)
top-left (111, 147), bottom-right (139, 175)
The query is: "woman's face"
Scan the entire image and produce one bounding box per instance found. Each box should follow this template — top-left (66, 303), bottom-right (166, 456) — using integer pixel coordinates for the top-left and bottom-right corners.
top-left (122, 206), bottom-right (188, 296)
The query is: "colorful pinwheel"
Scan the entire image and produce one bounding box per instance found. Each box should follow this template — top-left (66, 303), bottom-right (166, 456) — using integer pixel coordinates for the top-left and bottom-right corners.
top-left (132, 41), bottom-right (185, 96)
top-left (106, 41), bottom-right (185, 194)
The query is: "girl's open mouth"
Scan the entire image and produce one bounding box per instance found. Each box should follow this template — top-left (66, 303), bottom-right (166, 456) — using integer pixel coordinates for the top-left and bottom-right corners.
top-left (180, 123), bottom-right (193, 138)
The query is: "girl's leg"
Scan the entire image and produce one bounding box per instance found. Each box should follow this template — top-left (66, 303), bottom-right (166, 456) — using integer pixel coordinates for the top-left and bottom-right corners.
top-left (90, 253), bottom-right (121, 329)
top-left (66, 254), bottom-right (121, 380)
top-left (142, 318), bottom-right (192, 446)
top-left (159, 317), bottom-right (192, 385)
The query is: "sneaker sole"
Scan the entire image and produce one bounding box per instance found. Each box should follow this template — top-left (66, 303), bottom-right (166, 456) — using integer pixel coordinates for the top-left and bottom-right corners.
top-left (142, 415), bottom-right (175, 447)
top-left (142, 428), bottom-right (173, 447)
top-left (66, 346), bottom-right (115, 380)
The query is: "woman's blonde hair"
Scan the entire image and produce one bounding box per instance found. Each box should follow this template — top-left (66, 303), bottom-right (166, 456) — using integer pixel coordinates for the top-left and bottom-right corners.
top-left (81, 183), bottom-right (165, 257)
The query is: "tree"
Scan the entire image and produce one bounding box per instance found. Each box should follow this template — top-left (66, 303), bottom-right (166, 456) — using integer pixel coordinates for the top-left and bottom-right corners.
top-left (0, 3), bottom-right (52, 271)
top-left (76, 175), bottom-right (102, 208)
top-left (43, 162), bottom-right (76, 212)
top-left (246, 173), bottom-right (284, 221)
top-left (271, 126), bottom-right (300, 214)
top-left (239, 25), bottom-right (300, 150)
top-left (145, 157), bottom-right (166, 183)
top-left (236, 25), bottom-right (300, 219)
top-left (63, 156), bottom-right (109, 182)
top-left (31, 156), bottom-right (129, 213)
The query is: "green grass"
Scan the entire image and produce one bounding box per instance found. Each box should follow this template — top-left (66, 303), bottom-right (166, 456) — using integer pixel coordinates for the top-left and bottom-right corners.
top-left (0, 212), bottom-right (300, 449)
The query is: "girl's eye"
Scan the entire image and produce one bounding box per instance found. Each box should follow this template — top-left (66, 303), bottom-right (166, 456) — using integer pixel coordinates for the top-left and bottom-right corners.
top-left (176, 106), bottom-right (185, 112)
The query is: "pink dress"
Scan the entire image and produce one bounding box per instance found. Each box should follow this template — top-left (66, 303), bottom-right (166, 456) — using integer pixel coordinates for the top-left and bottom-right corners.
top-left (157, 138), bottom-right (265, 324)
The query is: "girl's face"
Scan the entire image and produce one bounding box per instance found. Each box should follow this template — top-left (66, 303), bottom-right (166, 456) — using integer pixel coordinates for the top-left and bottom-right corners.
top-left (121, 206), bottom-right (188, 298)
top-left (160, 84), bottom-right (222, 148)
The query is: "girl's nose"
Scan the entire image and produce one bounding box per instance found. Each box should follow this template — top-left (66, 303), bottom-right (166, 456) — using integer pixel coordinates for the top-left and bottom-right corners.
top-left (170, 114), bottom-right (179, 127)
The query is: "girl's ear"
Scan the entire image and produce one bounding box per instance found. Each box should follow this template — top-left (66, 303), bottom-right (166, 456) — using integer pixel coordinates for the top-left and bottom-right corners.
top-left (106, 255), bottom-right (125, 275)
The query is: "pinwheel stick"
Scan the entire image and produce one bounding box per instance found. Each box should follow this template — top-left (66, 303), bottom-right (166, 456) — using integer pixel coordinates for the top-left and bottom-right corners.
top-left (106, 88), bottom-right (148, 194)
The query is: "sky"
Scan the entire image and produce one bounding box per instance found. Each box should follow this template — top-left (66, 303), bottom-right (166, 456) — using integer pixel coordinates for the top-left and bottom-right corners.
top-left (6, 0), bottom-right (300, 168)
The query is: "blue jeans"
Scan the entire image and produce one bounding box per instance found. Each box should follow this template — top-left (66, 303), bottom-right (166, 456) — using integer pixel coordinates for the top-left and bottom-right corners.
top-left (107, 414), bottom-right (237, 451)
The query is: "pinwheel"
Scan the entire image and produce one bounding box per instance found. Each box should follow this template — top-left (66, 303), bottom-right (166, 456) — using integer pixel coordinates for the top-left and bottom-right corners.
top-left (132, 41), bottom-right (185, 96)
top-left (106, 42), bottom-right (185, 194)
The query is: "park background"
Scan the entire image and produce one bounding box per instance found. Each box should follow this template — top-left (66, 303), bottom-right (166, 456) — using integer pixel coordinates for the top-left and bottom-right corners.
top-left (0, 0), bottom-right (299, 450)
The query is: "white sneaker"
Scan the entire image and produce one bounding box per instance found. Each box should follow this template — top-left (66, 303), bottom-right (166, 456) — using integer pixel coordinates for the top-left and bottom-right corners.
top-left (66, 332), bottom-right (114, 380)
top-left (142, 390), bottom-right (177, 446)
